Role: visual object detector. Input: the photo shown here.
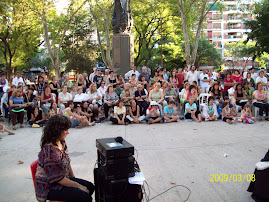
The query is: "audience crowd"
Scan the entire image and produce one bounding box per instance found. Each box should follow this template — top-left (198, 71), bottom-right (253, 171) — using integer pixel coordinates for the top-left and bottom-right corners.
top-left (0, 65), bottom-right (269, 134)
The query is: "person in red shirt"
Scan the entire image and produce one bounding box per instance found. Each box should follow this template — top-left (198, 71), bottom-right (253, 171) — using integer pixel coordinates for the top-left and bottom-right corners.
top-left (176, 68), bottom-right (185, 91)
top-left (232, 70), bottom-right (243, 85)
top-left (223, 71), bottom-right (235, 98)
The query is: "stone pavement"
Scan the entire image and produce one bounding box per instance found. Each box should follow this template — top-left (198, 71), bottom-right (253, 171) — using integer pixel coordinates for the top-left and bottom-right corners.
top-left (0, 120), bottom-right (268, 202)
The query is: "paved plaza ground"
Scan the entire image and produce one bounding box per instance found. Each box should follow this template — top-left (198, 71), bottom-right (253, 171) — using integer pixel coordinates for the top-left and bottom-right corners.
top-left (0, 120), bottom-right (268, 202)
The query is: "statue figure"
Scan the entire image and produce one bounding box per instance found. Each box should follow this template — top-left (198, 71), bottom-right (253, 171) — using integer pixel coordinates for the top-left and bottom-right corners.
top-left (111, 0), bottom-right (133, 34)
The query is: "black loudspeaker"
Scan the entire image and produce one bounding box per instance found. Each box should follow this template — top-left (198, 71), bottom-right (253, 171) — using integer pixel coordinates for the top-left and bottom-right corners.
top-left (97, 151), bottom-right (135, 180)
top-left (94, 168), bottom-right (143, 202)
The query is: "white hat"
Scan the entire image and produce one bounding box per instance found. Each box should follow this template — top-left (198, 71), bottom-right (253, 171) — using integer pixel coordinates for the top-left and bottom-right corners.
top-left (150, 101), bottom-right (158, 106)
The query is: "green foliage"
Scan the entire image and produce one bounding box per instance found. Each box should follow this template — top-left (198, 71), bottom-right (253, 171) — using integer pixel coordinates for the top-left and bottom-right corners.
top-left (245, 0), bottom-right (269, 56)
top-left (0, 0), bottom-right (42, 78)
top-left (195, 38), bottom-right (222, 68)
top-left (62, 10), bottom-right (98, 74)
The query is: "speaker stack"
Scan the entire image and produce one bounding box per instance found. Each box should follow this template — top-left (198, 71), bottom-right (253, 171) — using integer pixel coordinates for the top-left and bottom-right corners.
top-left (94, 137), bottom-right (143, 202)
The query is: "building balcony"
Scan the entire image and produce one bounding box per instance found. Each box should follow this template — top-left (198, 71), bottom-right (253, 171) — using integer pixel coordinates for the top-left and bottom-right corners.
top-left (212, 36), bottom-right (222, 39)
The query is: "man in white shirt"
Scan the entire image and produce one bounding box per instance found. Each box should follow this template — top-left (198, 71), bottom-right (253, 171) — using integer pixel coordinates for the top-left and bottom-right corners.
top-left (125, 66), bottom-right (140, 80)
top-left (186, 66), bottom-right (200, 85)
top-left (162, 68), bottom-right (168, 81)
top-left (89, 68), bottom-right (97, 82)
top-left (250, 68), bottom-right (258, 82)
top-left (199, 70), bottom-right (210, 93)
top-left (58, 85), bottom-right (73, 110)
top-left (12, 71), bottom-right (24, 87)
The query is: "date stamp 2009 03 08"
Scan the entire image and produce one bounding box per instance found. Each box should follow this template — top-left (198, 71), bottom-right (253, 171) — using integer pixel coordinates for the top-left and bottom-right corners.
top-left (210, 174), bottom-right (255, 182)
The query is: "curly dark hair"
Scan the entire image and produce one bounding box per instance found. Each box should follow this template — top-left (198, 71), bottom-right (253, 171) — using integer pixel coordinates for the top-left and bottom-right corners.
top-left (41, 115), bottom-right (71, 148)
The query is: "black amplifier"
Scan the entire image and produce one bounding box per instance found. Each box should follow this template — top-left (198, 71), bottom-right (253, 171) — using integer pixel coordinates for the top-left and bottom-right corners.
top-left (94, 168), bottom-right (142, 202)
top-left (96, 138), bottom-right (134, 160)
top-left (97, 151), bottom-right (135, 180)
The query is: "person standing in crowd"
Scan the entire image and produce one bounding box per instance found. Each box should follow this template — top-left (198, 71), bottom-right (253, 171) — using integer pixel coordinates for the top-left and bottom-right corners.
top-left (176, 68), bottom-right (185, 91)
top-left (58, 85), bottom-right (73, 110)
top-left (232, 69), bottom-right (243, 85)
top-left (83, 73), bottom-right (91, 90)
top-left (110, 99), bottom-right (130, 125)
top-left (58, 72), bottom-right (66, 86)
top-left (125, 66), bottom-right (140, 80)
top-left (40, 84), bottom-right (54, 118)
top-left (170, 71), bottom-right (179, 90)
top-left (202, 96), bottom-right (219, 121)
top-left (41, 72), bottom-right (48, 83)
top-left (250, 67), bottom-right (258, 82)
top-left (162, 68), bottom-right (169, 82)
top-left (107, 71), bottom-right (117, 88)
top-left (155, 70), bottom-right (165, 85)
top-left (35, 115), bottom-right (95, 202)
top-left (103, 69), bottom-right (110, 86)
top-left (9, 89), bottom-right (25, 130)
top-left (253, 81), bottom-right (269, 121)
top-left (1, 87), bottom-right (10, 118)
top-left (186, 66), bottom-right (199, 85)
top-left (29, 106), bottom-right (47, 126)
top-left (36, 76), bottom-right (47, 99)
top-left (103, 85), bottom-right (119, 120)
top-left (138, 66), bottom-right (150, 83)
top-left (164, 100), bottom-right (179, 122)
top-left (93, 68), bottom-right (103, 88)
top-left (223, 71), bottom-right (235, 98)
top-left (62, 76), bottom-right (73, 92)
top-left (243, 72), bottom-right (255, 88)
top-left (12, 71), bottom-right (24, 87)
top-left (89, 68), bottom-right (97, 83)
top-left (199, 69), bottom-right (210, 93)
top-left (212, 70), bottom-right (218, 81)
top-left (256, 70), bottom-right (268, 90)
top-left (49, 75), bottom-right (60, 103)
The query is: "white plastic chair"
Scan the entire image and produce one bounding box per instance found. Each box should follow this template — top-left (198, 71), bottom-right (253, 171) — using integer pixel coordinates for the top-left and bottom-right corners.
top-left (198, 93), bottom-right (211, 111)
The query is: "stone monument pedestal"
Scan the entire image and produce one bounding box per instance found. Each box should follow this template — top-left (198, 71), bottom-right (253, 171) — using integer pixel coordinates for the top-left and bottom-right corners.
top-left (112, 34), bottom-right (134, 76)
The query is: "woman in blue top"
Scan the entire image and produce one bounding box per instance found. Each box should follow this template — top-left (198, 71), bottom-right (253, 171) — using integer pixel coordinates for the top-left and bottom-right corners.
top-left (9, 89), bottom-right (25, 130)
top-left (184, 96), bottom-right (201, 122)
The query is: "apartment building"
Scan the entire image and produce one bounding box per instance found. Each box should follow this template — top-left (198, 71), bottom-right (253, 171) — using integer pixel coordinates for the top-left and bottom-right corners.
top-left (206, 0), bottom-right (256, 69)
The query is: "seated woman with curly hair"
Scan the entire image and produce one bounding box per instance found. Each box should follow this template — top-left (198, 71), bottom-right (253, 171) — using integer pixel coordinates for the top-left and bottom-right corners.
top-left (35, 115), bottom-right (95, 202)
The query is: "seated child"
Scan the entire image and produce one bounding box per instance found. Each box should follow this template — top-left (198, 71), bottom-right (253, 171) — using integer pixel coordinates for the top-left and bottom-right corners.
top-left (241, 104), bottom-right (255, 124)
top-left (145, 101), bottom-right (164, 124)
top-left (222, 101), bottom-right (237, 124)
top-left (164, 100), bottom-right (179, 122)
top-left (184, 97), bottom-right (201, 122)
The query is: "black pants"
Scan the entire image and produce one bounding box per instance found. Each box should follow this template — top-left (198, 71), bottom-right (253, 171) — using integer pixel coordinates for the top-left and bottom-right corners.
top-left (137, 101), bottom-right (148, 116)
top-left (47, 177), bottom-right (95, 202)
top-left (25, 106), bottom-right (33, 121)
top-left (254, 102), bottom-right (269, 116)
top-left (185, 110), bottom-right (200, 119)
top-left (104, 103), bottom-right (116, 118)
top-left (110, 114), bottom-right (130, 124)
top-left (236, 101), bottom-right (247, 108)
